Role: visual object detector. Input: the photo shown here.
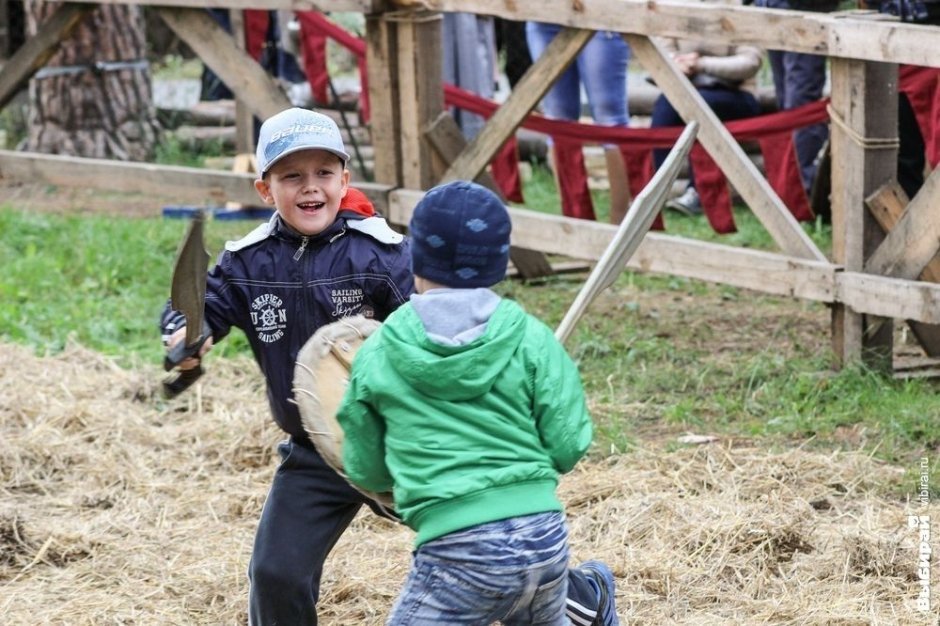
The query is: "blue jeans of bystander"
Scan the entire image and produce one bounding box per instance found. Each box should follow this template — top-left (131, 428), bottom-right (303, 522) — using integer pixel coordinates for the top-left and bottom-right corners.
top-left (525, 22), bottom-right (631, 125)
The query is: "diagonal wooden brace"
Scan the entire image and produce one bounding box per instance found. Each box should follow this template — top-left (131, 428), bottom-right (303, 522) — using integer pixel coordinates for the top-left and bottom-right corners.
top-left (865, 175), bottom-right (940, 356)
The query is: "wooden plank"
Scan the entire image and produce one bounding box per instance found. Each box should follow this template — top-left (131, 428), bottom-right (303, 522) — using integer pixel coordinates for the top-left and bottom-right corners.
top-left (439, 27), bottom-right (592, 184)
top-left (425, 110), bottom-right (554, 278)
top-left (836, 272), bottom-right (940, 326)
top-left (625, 33), bottom-right (826, 263)
top-left (389, 0), bottom-right (940, 68)
top-left (390, 10), bottom-right (445, 190)
top-left (866, 182), bottom-right (940, 283)
top-left (829, 59), bottom-right (898, 369)
top-left (365, 14), bottom-right (401, 186)
top-left (156, 7), bottom-right (291, 121)
top-left (866, 181), bottom-right (940, 357)
top-left (0, 149), bottom-right (392, 213)
top-left (865, 165), bottom-right (940, 280)
top-left (0, 3), bottom-right (95, 111)
top-left (67, 0), bottom-right (379, 11)
top-left (229, 10), bottom-right (255, 158)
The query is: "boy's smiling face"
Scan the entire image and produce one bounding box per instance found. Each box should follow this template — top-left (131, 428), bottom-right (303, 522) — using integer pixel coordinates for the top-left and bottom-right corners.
top-left (254, 149), bottom-right (350, 236)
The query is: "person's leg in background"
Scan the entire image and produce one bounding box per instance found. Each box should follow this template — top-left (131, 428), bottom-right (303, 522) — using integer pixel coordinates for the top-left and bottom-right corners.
top-left (653, 87), bottom-right (761, 216)
top-left (526, 22), bottom-right (593, 219)
top-left (780, 50), bottom-right (829, 195)
top-left (578, 32), bottom-right (633, 224)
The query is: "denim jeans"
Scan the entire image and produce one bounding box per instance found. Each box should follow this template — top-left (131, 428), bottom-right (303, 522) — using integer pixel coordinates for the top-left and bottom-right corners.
top-left (526, 22), bottom-right (630, 125)
top-left (387, 512), bottom-right (570, 625)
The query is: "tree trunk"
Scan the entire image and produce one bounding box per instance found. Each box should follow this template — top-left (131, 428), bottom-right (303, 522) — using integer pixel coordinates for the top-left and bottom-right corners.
top-left (25, 0), bottom-right (159, 160)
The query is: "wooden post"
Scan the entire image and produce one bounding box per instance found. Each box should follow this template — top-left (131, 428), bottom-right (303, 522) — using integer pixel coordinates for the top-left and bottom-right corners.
top-left (365, 12), bottom-right (402, 187)
top-left (829, 58), bottom-right (898, 371)
top-left (230, 9), bottom-right (255, 172)
top-left (388, 10), bottom-right (444, 190)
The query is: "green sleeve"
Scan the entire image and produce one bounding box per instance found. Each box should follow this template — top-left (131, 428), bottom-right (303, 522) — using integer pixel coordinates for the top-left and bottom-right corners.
top-left (530, 322), bottom-right (593, 474)
top-left (336, 357), bottom-right (394, 493)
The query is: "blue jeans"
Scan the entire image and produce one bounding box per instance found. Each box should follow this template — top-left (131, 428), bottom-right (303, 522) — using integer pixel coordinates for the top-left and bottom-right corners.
top-left (526, 22), bottom-right (630, 125)
top-left (387, 512), bottom-right (570, 625)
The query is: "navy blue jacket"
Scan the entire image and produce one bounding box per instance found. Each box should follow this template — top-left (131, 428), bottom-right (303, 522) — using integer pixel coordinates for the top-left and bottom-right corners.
top-left (161, 213), bottom-right (414, 440)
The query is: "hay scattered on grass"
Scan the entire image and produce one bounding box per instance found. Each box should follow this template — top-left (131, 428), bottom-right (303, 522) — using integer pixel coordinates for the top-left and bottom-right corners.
top-left (1, 343), bottom-right (936, 624)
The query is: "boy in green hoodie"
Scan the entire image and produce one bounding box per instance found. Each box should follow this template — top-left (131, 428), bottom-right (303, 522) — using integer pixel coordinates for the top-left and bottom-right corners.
top-left (336, 180), bottom-right (618, 625)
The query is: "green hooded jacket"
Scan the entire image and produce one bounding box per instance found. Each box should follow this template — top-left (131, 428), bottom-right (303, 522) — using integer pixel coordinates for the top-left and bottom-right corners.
top-left (337, 298), bottom-right (592, 546)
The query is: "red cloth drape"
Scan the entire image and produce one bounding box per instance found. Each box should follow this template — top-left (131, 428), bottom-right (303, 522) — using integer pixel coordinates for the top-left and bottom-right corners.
top-left (900, 65), bottom-right (940, 168)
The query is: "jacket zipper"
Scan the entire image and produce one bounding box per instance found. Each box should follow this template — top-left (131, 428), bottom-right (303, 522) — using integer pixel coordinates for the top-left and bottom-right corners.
top-left (293, 236), bottom-right (309, 261)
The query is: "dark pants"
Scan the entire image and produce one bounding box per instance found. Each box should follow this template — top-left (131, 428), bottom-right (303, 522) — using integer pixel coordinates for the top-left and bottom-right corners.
top-left (248, 438), bottom-right (603, 625)
top-left (651, 87), bottom-right (761, 186)
top-left (767, 48), bottom-right (828, 194)
top-left (757, 0), bottom-right (837, 194)
top-left (898, 91), bottom-right (927, 199)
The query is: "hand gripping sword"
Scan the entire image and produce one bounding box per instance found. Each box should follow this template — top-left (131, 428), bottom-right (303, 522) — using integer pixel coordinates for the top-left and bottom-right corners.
top-left (163, 210), bottom-right (212, 398)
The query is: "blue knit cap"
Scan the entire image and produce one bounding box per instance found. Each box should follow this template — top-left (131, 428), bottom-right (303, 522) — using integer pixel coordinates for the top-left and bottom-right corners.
top-left (410, 181), bottom-right (512, 288)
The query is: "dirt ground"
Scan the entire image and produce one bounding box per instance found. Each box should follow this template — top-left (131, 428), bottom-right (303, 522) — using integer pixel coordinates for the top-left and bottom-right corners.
top-left (2, 182), bottom-right (939, 623)
top-left (1, 342), bottom-right (937, 625)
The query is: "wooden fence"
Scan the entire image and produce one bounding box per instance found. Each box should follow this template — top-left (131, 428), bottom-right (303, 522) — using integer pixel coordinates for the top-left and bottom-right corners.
top-left (1, 0), bottom-right (939, 373)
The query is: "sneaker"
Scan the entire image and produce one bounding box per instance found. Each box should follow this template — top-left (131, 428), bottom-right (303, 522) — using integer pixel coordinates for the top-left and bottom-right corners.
top-left (665, 186), bottom-right (702, 216)
top-left (580, 560), bottom-right (619, 626)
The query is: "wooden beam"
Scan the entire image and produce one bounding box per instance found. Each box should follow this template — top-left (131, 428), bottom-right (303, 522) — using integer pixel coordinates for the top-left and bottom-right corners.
top-left (0, 149), bottom-right (392, 213)
top-left (625, 33), bottom-right (826, 263)
top-left (365, 13), bottom-right (402, 186)
top-left (829, 59), bottom-right (898, 369)
top-left (865, 165), bottom-right (940, 280)
top-left (229, 10), bottom-right (255, 158)
top-left (439, 27), bottom-right (592, 184)
top-left (425, 110), bottom-right (554, 278)
top-left (66, 0), bottom-right (380, 11)
top-left (389, 10), bottom-right (445, 190)
top-left (390, 0), bottom-right (940, 68)
top-left (388, 188), bottom-right (940, 324)
top-left (866, 181), bottom-right (940, 357)
top-left (155, 7), bottom-right (291, 121)
top-left (0, 3), bottom-right (95, 111)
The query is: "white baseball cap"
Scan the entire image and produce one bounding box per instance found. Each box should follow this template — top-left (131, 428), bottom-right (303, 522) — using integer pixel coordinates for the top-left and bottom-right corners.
top-left (256, 108), bottom-right (350, 174)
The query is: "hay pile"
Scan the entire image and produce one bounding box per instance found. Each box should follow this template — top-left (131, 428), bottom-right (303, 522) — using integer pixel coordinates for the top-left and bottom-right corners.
top-left (1, 343), bottom-right (936, 624)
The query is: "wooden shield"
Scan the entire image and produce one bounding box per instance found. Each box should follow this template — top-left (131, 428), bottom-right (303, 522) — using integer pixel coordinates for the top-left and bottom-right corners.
top-left (293, 315), bottom-right (395, 511)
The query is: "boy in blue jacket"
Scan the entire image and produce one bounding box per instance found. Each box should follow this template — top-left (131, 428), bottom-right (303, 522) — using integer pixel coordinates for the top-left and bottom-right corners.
top-left (161, 108), bottom-right (416, 625)
top-left (337, 181), bottom-right (619, 625)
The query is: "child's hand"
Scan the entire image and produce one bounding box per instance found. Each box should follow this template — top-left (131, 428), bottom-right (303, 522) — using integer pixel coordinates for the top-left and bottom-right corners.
top-left (166, 326), bottom-right (214, 370)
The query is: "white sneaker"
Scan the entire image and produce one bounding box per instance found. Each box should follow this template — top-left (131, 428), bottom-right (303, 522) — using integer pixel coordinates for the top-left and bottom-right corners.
top-left (665, 187), bottom-right (702, 216)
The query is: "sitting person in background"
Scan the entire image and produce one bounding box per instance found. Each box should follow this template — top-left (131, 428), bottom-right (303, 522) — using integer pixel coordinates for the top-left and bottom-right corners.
top-left (650, 19), bottom-right (763, 216)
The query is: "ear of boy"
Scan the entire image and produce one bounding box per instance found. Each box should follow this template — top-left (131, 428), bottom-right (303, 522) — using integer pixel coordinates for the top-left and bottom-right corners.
top-left (254, 178), bottom-right (274, 205)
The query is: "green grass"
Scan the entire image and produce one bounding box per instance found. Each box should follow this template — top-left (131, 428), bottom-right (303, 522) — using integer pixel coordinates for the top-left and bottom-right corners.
top-left (0, 208), bottom-right (256, 363)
